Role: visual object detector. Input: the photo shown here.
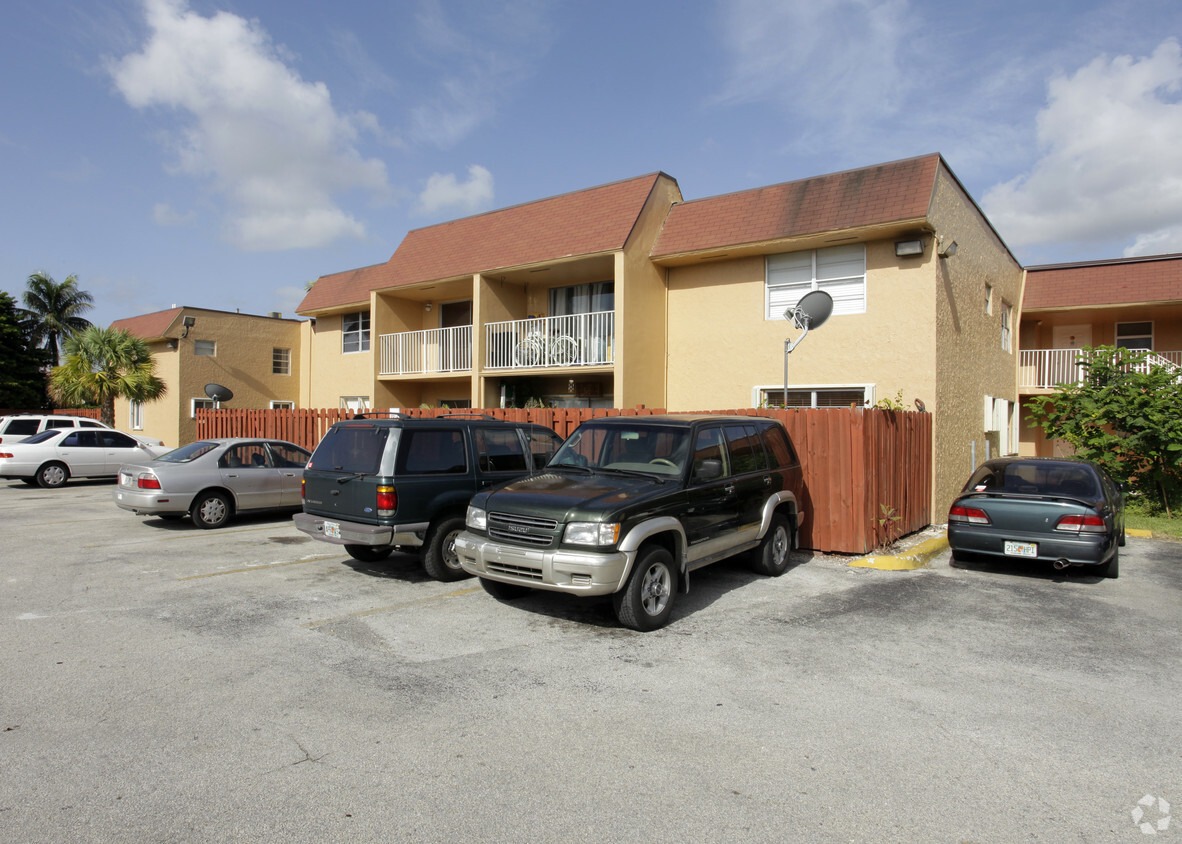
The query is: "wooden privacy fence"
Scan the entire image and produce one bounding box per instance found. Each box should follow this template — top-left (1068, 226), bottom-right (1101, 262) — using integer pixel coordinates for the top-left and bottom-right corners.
top-left (197, 406), bottom-right (932, 555)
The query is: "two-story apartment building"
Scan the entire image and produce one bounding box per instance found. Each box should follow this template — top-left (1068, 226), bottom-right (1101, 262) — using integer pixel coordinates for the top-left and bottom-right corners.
top-left (294, 154), bottom-right (1024, 512)
top-left (1017, 253), bottom-right (1182, 456)
top-left (110, 306), bottom-right (305, 447)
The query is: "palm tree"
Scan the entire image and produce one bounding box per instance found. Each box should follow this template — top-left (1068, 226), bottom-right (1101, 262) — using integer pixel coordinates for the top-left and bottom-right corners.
top-left (23, 271), bottom-right (95, 366)
top-left (50, 327), bottom-right (166, 427)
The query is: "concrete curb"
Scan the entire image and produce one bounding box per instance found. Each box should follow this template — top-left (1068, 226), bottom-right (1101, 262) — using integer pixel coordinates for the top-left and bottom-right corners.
top-left (1127, 528), bottom-right (1154, 538)
top-left (849, 532), bottom-right (949, 570)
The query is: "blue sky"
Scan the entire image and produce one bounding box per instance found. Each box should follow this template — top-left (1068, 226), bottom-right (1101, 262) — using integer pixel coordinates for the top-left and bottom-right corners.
top-left (3, 0), bottom-right (1182, 328)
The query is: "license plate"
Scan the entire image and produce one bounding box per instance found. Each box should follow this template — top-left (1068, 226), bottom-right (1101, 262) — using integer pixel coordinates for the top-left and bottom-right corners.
top-left (1004, 541), bottom-right (1037, 558)
top-left (323, 521), bottom-right (341, 539)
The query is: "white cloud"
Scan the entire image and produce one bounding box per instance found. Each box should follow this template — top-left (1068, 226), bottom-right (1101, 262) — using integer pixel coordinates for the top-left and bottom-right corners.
top-left (152, 202), bottom-right (195, 226)
top-left (983, 39), bottom-right (1182, 255)
top-left (713, 0), bottom-right (915, 123)
top-left (417, 165), bottom-right (494, 215)
top-left (109, 0), bottom-right (389, 251)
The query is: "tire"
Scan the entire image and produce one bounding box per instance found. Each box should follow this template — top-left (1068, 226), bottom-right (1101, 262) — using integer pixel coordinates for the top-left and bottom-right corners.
top-left (612, 546), bottom-right (677, 632)
top-left (422, 515), bottom-right (469, 581)
top-left (345, 545), bottom-right (394, 563)
top-left (191, 491), bottom-right (232, 529)
top-left (551, 336), bottom-right (578, 366)
top-left (1118, 527), bottom-right (1126, 547)
top-left (20, 477), bottom-right (39, 487)
top-left (36, 462), bottom-right (69, 489)
top-left (751, 512), bottom-right (792, 576)
top-left (1096, 546), bottom-right (1119, 579)
top-left (480, 577), bottom-right (531, 600)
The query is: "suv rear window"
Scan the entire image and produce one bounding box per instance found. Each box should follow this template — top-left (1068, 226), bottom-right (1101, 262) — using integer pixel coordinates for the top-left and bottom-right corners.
top-left (310, 426), bottom-right (391, 474)
top-left (3, 419), bottom-right (40, 436)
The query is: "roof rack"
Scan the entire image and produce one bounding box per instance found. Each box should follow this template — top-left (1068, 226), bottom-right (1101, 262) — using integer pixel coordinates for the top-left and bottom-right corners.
top-left (350, 411), bottom-right (411, 420)
top-left (434, 413), bottom-right (498, 420)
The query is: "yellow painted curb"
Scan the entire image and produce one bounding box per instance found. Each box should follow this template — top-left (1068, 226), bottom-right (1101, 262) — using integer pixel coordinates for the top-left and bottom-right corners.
top-left (1127, 528), bottom-right (1153, 538)
top-left (849, 533), bottom-right (949, 570)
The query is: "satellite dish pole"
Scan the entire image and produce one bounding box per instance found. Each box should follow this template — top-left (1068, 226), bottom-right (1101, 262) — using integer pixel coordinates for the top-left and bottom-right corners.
top-left (782, 290), bottom-right (834, 407)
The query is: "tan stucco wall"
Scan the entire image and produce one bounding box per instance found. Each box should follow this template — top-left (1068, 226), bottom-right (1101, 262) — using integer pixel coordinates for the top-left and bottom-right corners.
top-left (616, 174), bottom-right (682, 408)
top-left (304, 309), bottom-right (375, 409)
top-left (930, 167), bottom-right (1024, 512)
top-left (665, 241), bottom-right (938, 412)
top-left (115, 340), bottom-right (181, 447)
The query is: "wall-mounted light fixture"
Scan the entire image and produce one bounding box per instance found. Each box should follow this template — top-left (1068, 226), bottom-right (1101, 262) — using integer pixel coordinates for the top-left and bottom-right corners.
top-left (424, 302), bottom-right (433, 312)
top-left (181, 315), bottom-right (196, 338)
top-left (894, 239), bottom-right (925, 257)
top-left (938, 239), bottom-right (959, 258)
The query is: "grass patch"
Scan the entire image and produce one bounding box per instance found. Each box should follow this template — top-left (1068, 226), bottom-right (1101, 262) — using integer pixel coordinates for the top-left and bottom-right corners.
top-left (1126, 512), bottom-right (1182, 540)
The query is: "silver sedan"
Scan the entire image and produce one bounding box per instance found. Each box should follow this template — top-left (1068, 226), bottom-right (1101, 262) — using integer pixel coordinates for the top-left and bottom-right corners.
top-left (114, 438), bottom-right (311, 529)
top-left (0, 428), bottom-right (169, 488)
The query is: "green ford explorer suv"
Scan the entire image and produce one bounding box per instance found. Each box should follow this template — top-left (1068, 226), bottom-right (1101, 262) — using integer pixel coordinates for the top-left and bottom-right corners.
top-left (293, 414), bottom-right (563, 581)
top-left (454, 414), bottom-right (805, 631)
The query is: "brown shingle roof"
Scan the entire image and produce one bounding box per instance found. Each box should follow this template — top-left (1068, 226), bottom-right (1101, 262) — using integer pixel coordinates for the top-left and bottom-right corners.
top-left (650, 154), bottom-right (942, 258)
top-left (110, 307), bottom-right (183, 340)
top-left (297, 173), bottom-right (668, 314)
top-left (1024, 254), bottom-right (1182, 310)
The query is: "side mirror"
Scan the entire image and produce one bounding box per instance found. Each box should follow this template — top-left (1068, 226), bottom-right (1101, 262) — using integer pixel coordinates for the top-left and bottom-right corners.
top-left (693, 458), bottom-right (723, 483)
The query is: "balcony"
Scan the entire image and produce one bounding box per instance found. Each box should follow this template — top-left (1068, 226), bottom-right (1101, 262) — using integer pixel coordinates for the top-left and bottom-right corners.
top-left (1019, 348), bottom-right (1182, 390)
top-left (379, 325), bottom-right (472, 376)
top-left (485, 312), bottom-right (614, 370)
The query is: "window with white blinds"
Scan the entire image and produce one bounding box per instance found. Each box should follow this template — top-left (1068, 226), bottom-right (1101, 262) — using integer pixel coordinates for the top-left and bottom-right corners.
top-left (766, 244), bottom-right (866, 319)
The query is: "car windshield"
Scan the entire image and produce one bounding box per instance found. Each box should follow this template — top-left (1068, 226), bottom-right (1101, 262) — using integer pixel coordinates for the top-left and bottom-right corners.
top-left (155, 441), bottom-right (220, 463)
top-left (550, 424), bottom-right (689, 477)
top-left (21, 430), bottom-right (60, 445)
top-left (966, 462), bottom-right (1101, 498)
top-left (309, 425), bottom-right (391, 474)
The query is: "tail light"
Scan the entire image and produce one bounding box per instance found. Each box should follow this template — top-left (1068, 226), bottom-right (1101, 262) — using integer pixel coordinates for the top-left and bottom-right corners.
top-left (949, 504), bottom-right (990, 524)
top-left (1055, 514), bottom-right (1106, 533)
top-left (301, 478), bottom-right (305, 499)
top-left (377, 485), bottom-right (396, 517)
top-left (0, 452), bottom-right (12, 458)
top-left (137, 474), bottom-right (162, 489)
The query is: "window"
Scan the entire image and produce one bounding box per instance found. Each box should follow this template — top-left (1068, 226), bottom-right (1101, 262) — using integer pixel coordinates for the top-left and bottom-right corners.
top-left (194, 339), bottom-right (216, 356)
top-left (269, 401), bottom-right (294, 410)
top-left (760, 386), bottom-right (869, 408)
top-left (1116, 321), bottom-right (1153, 350)
top-left (766, 244), bottom-right (866, 320)
top-left (273, 347), bottom-right (291, 375)
top-left (725, 425), bottom-right (768, 474)
top-left (191, 397), bottom-right (215, 419)
top-left (342, 311), bottom-right (370, 353)
top-left (476, 428), bottom-right (529, 473)
top-left (396, 429), bottom-right (468, 475)
top-left (340, 396), bottom-right (370, 412)
top-left (61, 431), bottom-right (101, 447)
top-left (549, 281), bottom-right (614, 315)
top-left (219, 443), bottom-right (271, 469)
top-left (985, 283), bottom-right (993, 315)
top-left (130, 401), bottom-right (144, 430)
top-left (1001, 302), bottom-right (1013, 352)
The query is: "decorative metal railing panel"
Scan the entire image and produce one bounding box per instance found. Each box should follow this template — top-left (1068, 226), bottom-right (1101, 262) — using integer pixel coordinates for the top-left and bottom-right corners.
top-left (379, 325), bottom-right (472, 376)
top-left (1019, 348), bottom-right (1182, 389)
top-left (485, 312), bottom-right (615, 370)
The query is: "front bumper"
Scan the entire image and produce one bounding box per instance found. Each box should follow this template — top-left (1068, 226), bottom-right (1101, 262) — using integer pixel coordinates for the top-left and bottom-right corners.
top-left (948, 523), bottom-right (1115, 566)
top-left (454, 531), bottom-right (634, 596)
top-left (292, 512), bottom-right (427, 548)
top-left (113, 487), bottom-right (193, 516)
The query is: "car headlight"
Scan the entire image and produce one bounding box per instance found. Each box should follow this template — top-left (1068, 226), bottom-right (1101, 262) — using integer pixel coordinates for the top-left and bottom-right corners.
top-left (564, 521), bottom-right (620, 546)
top-left (466, 505), bottom-right (487, 531)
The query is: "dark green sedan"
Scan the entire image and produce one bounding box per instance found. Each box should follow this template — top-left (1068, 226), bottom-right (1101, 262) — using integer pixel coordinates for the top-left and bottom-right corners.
top-left (947, 457), bottom-right (1124, 578)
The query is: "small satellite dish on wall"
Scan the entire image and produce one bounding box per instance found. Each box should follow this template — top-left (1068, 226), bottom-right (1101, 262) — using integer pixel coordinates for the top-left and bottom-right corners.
top-left (204, 383), bottom-right (234, 403)
top-left (783, 290), bottom-right (834, 353)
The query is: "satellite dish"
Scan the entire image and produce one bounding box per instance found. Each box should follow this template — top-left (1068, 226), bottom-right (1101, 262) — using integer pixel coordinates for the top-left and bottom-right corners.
top-left (793, 290), bottom-right (833, 330)
top-left (204, 383), bottom-right (234, 403)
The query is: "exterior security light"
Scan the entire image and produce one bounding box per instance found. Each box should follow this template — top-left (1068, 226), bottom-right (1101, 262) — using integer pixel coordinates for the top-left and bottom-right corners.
top-left (181, 315), bottom-right (196, 338)
top-left (895, 239), bottom-right (924, 257)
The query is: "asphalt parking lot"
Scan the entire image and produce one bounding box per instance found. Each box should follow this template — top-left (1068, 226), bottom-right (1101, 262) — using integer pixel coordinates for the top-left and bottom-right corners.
top-left (2, 480), bottom-right (1180, 843)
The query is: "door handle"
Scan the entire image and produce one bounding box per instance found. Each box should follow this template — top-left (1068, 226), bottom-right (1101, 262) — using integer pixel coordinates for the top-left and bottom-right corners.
top-left (724, 484), bottom-right (735, 495)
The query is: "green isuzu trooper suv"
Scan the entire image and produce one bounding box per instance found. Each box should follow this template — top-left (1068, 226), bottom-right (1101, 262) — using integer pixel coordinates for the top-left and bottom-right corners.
top-left (455, 414), bottom-right (805, 631)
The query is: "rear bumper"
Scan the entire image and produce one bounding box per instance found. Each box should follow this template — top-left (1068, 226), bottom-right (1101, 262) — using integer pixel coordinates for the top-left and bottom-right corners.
top-left (113, 487), bottom-right (194, 516)
top-left (454, 531), bottom-right (634, 596)
top-left (292, 511), bottom-right (427, 548)
top-left (948, 523), bottom-right (1115, 566)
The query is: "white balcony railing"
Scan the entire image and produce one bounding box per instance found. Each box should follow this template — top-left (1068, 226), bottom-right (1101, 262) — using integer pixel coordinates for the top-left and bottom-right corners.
top-left (485, 312), bottom-right (614, 370)
top-left (379, 325), bottom-right (472, 376)
top-left (1019, 348), bottom-right (1182, 389)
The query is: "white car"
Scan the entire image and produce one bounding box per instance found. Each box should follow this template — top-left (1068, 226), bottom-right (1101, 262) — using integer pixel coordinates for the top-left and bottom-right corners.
top-left (0, 414), bottom-right (113, 444)
top-left (0, 428), bottom-right (169, 488)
